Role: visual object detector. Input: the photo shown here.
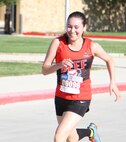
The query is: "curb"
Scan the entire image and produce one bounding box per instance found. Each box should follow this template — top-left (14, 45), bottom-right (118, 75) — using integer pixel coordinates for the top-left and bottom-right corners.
top-left (23, 32), bottom-right (126, 40)
top-left (0, 82), bottom-right (125, 104)
top-left (85, 35), bottom-right (126, 40)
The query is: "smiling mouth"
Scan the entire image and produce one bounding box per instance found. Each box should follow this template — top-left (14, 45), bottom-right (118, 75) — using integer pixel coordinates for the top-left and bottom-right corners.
top-left (69, 34), bottom-right (77, 37)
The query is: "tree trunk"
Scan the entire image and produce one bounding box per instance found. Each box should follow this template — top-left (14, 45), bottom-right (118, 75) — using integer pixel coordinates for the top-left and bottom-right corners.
top-left (4, 13), bottom-right (11, 34)
top-left (4, 5), bottom-right (12, 34)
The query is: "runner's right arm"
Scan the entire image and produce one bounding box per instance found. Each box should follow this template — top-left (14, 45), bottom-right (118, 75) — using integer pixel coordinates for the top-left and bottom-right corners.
top-left (42, 38), bottom-right (73, 75)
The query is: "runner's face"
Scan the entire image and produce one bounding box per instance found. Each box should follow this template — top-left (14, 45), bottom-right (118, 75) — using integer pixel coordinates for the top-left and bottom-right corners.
top-left (66, 17), bottom-right (84, 41)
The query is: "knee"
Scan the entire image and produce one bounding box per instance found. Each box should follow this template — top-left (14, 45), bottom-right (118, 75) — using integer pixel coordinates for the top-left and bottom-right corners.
top-left (54, 130), bottom-right (67, 142)
top-left (54, 131), bottom-right (79, 142)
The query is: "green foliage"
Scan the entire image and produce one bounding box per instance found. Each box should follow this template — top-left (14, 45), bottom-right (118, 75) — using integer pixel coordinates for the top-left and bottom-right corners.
top-left (0, 0), bottom-right (19, 6)
top-left (83, 0), bottom-right (126, 32)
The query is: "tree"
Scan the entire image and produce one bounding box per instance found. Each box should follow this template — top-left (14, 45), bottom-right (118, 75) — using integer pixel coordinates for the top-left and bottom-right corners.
top-left (0, 0), bottom-right (20, 34)
top-left (82, 0), bottom-right (126, 32)
top-left (0, 0), bottom-right (19, 5)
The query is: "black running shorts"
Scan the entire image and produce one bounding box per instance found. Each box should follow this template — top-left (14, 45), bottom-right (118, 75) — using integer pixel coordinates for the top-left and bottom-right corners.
top-left (55, 96), bottom-right (91, 117)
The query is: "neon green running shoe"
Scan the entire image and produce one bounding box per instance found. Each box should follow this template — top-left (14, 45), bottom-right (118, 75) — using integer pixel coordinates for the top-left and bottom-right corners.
top-left (88, 123), bottom-right (101, 142)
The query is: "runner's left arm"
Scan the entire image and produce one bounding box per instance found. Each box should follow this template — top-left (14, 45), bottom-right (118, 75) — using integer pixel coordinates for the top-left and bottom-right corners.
top-left (91, 42), bottom-right (121, 102)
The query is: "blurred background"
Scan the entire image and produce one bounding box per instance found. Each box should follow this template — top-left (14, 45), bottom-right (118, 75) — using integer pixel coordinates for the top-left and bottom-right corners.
top-left (0, 0), bottom-right (126, 34)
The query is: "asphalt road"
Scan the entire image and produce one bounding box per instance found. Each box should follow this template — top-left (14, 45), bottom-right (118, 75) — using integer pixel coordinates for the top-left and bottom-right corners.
top-left (0, 91), bottom-right (126, 142)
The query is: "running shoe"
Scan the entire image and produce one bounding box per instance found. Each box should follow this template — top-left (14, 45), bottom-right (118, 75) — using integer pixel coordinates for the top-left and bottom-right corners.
top-left (88, 123), bottom-right (101, 142)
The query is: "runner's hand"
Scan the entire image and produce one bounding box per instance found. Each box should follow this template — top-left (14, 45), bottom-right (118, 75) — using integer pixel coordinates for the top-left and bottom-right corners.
top-left (61, 58), bottom-right (73, 68)
top-left (109, 83), bottom-right (121, 102)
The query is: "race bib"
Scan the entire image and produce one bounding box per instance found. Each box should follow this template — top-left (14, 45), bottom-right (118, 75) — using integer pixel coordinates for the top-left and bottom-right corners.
top-left (60, 70), bottom-right (83, 94)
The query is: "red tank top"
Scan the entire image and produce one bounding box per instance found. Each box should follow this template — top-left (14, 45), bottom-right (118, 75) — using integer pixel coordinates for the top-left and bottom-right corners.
top-left (55, 35), bottom-right (94, 100)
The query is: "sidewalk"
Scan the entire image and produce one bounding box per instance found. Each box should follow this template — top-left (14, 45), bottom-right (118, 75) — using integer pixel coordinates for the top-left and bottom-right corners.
top-left (0, 54), bottom-right (126, 104)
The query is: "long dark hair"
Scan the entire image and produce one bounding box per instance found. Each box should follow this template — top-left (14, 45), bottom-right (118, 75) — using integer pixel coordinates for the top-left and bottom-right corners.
top-left (67, 11), bottom-right (86, 27)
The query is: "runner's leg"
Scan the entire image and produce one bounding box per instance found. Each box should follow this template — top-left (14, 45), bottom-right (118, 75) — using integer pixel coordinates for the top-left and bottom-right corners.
top-left (54, 111), bottom-right (82, 142)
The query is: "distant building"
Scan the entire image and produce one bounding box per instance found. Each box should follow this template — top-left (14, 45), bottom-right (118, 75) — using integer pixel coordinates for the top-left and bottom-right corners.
top-left (0, 0), bottom-right (84, 34)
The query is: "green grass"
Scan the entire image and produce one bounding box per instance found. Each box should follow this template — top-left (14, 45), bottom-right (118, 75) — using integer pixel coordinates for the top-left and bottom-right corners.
top-left (95, 40), bottom-right (126, 53)
top-left (0, 36), bottom-right (52, 53)
top-left (0, 62), bottom-right (42, 76)
top-left (0, 33), bottom-right (126, 76)
top-left (0, 35), bottom-right (126, 54)
top-left (0, 62), bottom-right (104, 77)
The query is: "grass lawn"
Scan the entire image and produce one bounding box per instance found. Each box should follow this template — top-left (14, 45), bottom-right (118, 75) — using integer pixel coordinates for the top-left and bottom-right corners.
top-left (0, 36), bottom-right (52, 53)
top-left (0, 33), bottom-right (126, 76)
top-left (0, 61), bottom-right (104, 77)
top-left (0, 62), bottom-right (42, 76)
top-left (0, 35), bottom-right (126, 54)
top-left (95, 40), bottom-right (126, 53)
